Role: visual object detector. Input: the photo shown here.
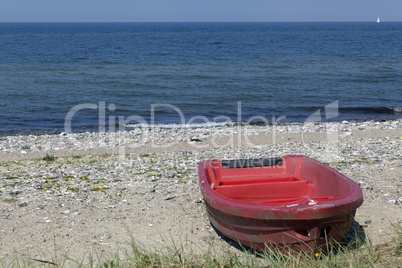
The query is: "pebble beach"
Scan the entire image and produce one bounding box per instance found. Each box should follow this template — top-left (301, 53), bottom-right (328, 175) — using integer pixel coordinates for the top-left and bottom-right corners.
top-left (0, 119), bottom-right (401, 264)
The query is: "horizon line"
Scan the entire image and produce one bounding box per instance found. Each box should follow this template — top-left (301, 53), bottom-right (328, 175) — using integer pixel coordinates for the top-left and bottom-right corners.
top-left (0, 20), bottom-right (400, 23)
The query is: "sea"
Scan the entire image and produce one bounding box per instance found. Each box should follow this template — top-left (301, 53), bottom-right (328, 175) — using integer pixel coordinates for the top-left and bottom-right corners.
top-left (0, 22), bottom-right (401, 133)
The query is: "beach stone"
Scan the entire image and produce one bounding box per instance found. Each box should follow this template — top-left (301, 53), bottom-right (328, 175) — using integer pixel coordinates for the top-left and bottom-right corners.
top-left (164, 195), bottom-right (176, 201)
top-left (18, 201), bottom-right (28, 207)
top-left (133, 128), bottom-right (142, 135)
top-left (99, 233), bottom-right (112, 240)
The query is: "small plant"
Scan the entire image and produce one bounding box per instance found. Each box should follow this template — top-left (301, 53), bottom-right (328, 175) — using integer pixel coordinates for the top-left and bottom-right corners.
top-left (4, 176), bottom-right (18, 180)
top-left (92, 186), bottom-right (103, 191)
top-left (67, 186), bottom-right (79, 193)
top-left (42, 154), bottom-right (57, 162)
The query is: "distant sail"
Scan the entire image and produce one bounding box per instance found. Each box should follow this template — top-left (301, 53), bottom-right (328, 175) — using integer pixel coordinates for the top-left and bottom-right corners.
top-left (377, 17), bottom-right (380, 23)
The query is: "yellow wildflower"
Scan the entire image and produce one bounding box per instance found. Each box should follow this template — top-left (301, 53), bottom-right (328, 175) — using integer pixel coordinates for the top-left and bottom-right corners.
top-left (315, 252), bottom-right (320, 257)
top-left (102, 180), bottom-right (105, 183)
top-left (68, 177), bottom-right (72, 180)
top-left (44, 188), bottom-right (48, 191)
top-left (82, 177), bottom-right (85, 180)
top-left (54, 183), bottom-right (58, 186)
top-left (152, 173), bottom-right (156, 176)
top-left (69, 186), bottom-right (74, 189)
top-left (99, 187), bottom-right (103, 190)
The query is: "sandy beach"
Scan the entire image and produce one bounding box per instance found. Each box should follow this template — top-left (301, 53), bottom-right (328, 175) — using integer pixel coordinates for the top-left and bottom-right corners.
top-left (0, 119), bottom-right (401, 264)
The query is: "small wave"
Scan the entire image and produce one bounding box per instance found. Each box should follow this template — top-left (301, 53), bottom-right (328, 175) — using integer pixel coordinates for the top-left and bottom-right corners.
top-left (339, 106), bottom-right (402, 115)
top-left (210, 41), bottom-right (224, 45)
top-left (372, 107), bottom-right (402, 114)
top-left (390, 107), bottom-right (402, 114)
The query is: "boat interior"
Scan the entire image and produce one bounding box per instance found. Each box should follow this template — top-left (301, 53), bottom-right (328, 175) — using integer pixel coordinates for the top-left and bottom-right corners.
top-left (203, 156), bottom-right (352, 204)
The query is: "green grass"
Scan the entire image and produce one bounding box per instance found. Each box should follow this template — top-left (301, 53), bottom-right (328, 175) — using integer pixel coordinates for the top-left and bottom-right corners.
top-left (3, 176), bottom-right (19, 180)
top-left (42, 154), bottom-right (57, 162)
top-left (1, 223), bottom-right (401, 267)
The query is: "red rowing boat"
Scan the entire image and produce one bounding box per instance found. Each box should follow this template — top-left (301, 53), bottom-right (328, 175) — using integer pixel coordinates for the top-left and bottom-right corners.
top-left (198, 155), bottom-right (363, 252)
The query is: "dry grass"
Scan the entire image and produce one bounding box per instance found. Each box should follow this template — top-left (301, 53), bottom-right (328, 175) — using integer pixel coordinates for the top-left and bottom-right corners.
top-left (1, 222), bottom-right (400, 268)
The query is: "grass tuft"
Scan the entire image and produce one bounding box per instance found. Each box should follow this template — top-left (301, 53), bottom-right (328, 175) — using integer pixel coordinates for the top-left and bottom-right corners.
top-left (42, 154), bottom-right (57, 162)
top-left (0, 222), bottom-right (401, 267)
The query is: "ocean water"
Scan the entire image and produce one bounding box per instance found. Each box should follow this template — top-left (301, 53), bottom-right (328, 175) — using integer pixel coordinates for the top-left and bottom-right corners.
top-left (0, 22), bottom-right (401, 132)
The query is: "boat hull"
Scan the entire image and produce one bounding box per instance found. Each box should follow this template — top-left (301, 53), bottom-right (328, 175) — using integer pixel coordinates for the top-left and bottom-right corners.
top-left (198, 155), bottom-right (363, 252)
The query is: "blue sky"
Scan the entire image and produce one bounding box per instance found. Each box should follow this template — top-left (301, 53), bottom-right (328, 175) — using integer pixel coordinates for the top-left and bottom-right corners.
top-left (1, 0), bottom-right (401, 22)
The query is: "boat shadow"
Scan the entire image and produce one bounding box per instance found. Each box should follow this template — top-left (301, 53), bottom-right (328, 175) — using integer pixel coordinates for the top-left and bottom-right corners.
top-left (211, 218), bottom-right (366, 256)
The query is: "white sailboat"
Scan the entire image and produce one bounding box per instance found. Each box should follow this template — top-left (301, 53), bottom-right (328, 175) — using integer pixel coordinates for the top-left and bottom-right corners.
top-left (377, 17), bottom-right (380, 23)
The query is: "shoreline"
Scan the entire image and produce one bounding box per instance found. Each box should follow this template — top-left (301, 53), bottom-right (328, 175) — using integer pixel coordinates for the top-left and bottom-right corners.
top-left (0, 119), bottom-right (401, 263)
top-left (0, 119), bottom-right (400, 162)
top-left (1, 117), bottom-right (400, 137)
